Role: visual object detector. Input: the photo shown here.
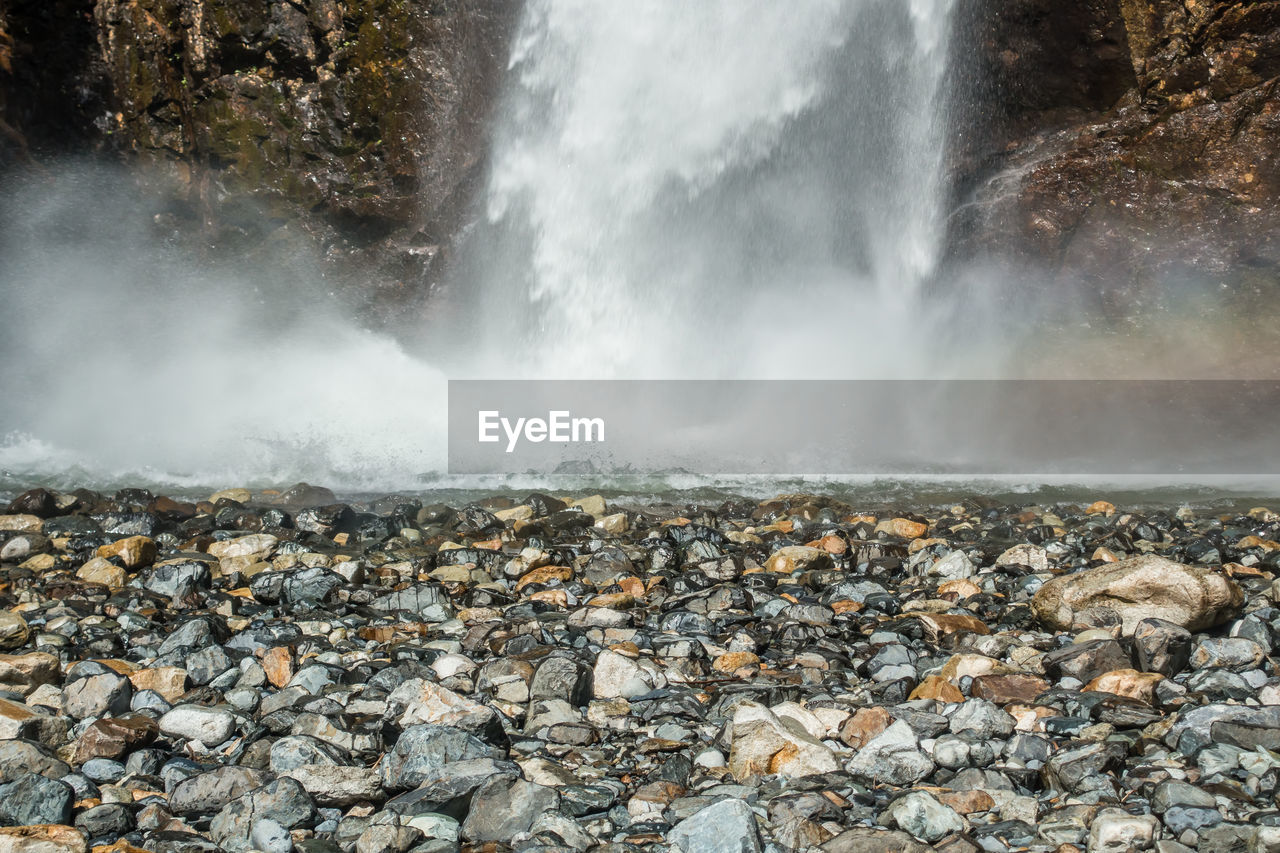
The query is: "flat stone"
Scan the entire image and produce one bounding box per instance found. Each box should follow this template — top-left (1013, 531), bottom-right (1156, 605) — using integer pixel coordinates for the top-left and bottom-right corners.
top-left (282, 765), bottom-right (383, 807)
top-left (169, 766), bottom-right (270, 815)
top-left (972, 673), bottom-right (1049, 704)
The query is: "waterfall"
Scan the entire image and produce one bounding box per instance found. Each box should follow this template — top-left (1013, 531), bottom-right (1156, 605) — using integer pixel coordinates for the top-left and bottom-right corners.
top-left (450, 0), bottom-right (958, 378)
top-left (0, 1), bottom-right (968, 491)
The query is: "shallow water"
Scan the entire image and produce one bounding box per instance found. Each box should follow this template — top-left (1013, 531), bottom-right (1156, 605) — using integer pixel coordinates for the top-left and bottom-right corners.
top-left (3, 469), bottom-right (1277, 514)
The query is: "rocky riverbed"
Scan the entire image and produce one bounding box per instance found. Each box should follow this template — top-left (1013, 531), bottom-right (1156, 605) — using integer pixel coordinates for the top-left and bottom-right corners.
top-left (0, 485), bottom-right (1277, 852)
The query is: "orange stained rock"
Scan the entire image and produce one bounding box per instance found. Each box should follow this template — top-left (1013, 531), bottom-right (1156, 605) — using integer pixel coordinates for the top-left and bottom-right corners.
top-left (588, 593), bottom-right (637, 609)
top-left (96, 535), bottom-right (157, 568)
top-left (1007, 703), bottom-right (1056, 732)
top-left (876, 517), bottom-right (928, 539)
top-left (0, 825), bottom-right (89, 853)
top-left (712, 652), bottom-right (761, 673)
top-left (915, 612), bottom-right (990, 641)
top-left (1083, 668), bottom-right (1164, 704)
top-left (128, 667), bottom-right (188, 703)
top-left (617, 577), bottom-right (645, 597)
top-left (908, 537), bottom-right (948, 554)
top-left (515, 564), bottom-right (573, 591)
top-left (938, 578), bottom-right (982, 599)
top-left (93, 659), bottom-right (138, 676)
top-left (1223, 562), bottom-right (1269, 578)
top-left (839, 706), bottom-right (892, 749)
top-left (937, 789), bottom-right (996, 814)
top-left (262, 646), bottom-right (294, 689)
top-left (909, 675), bottom-right (964, 703)
top-left (527, 589), bottom-right (568, 607)
top-left (814, 535), bottom-right (848, 554)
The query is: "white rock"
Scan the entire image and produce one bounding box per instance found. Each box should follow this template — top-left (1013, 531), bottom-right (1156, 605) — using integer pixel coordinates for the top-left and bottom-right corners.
top-left (997, 543), bottom-right (1049, 571)
top-left (846, 720), bottom-right (935, 786)
top-left (593, 650), bottom-right (649, 699)
top-left (1087, 808), bottom-right (1157, 852)
top-left (207, 533), bottom-right (278, 561)
top-left (403, 813), bottom-right (460, 842)
top-left (884, 791), bottom-right (965, 843)
top-left (159, 705), bottom-right (236, 746)
top-left (694, 749), bottom-right (727, 768)
top-left (930, 550), bottom-right (976, 580)
top-left (283, 765), bottom-right (382, 807)
top-left (388, 678), bottom-right (495, 731)
top-left (430, 653), bottom-right (478, 679)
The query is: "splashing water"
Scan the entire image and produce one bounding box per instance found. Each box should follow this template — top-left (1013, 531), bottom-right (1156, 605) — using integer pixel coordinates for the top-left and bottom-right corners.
top-left (0, 168), bottom-right (449, 491)
top-left (448, 0), bottom-right (962, 379)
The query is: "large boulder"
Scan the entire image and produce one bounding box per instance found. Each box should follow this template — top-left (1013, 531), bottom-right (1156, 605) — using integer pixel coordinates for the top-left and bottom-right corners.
top-left (1031, 555), bottom-right (1242, 635)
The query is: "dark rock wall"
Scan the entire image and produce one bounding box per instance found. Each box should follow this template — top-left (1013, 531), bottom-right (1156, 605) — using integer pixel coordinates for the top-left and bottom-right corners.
top-left (952, 0), bottom-right (1280, 310)
top-left (0, 0), bottom-right (111, 164)
top-left (1, 0), bottom-right (517, 315)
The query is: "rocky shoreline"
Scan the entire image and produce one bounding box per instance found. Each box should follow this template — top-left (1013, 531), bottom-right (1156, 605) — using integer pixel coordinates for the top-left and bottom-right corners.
top-left (0, 485), bottom-right (1277, 852)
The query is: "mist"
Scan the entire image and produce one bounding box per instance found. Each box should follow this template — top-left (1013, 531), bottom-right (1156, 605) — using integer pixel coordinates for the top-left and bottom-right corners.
top-left (0, 166), bottom-right (448, 491)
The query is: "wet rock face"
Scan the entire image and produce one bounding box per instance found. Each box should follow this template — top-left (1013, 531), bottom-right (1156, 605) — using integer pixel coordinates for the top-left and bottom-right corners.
top-left (5, 0), bottom-right (515, 300)
top-left (0, 486), bottom-right (1279, 849)
top-left (952, 0), bottom-right (1280, 306)
top-left (93, 0), bottom-right (501, 221)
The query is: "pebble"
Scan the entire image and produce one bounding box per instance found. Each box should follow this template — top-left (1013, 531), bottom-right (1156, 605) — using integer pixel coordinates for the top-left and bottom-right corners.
top-left (0, 487), bottom-right (1274, 851)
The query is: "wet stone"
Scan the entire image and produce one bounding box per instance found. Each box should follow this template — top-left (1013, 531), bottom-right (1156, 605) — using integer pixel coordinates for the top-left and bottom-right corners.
top-left (0, 486), bottom-right (1276, 851)
top-left (0, 771), bottom-right (74, 826)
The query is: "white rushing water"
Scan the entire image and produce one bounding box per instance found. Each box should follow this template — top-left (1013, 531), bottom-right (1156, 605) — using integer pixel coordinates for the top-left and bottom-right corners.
top-left (1, 0), bottom-right (975, 491)
top-left (448, 0), bottom-right (960, 378)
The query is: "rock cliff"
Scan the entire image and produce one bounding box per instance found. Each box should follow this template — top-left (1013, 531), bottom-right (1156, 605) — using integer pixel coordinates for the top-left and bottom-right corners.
top-left (953, 0), bottom-right (1280, 311)
top-left (0, 0), bottom-right (515, 312)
